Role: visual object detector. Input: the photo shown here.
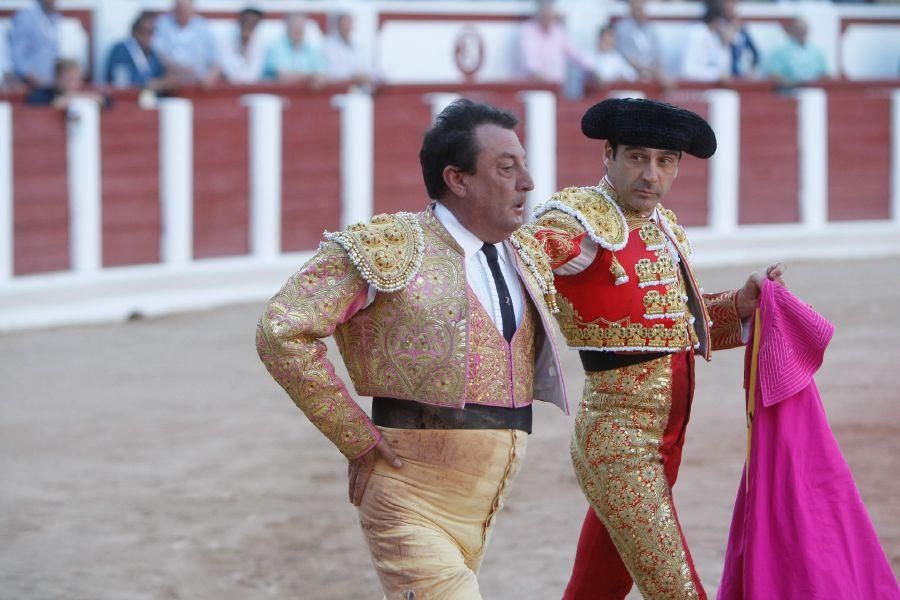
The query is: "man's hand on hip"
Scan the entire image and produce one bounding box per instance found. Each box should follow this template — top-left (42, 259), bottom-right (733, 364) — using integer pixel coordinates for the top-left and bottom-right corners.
top-left (348, 437), bottom-right (403, 506)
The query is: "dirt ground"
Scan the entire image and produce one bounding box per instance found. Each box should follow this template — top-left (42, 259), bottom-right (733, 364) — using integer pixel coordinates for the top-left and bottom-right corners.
top-left (1, 257), bottom-right (898, 600)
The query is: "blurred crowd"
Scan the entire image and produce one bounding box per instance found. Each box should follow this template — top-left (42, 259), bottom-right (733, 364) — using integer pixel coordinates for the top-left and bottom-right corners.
top-left (0, 0), bottom-right (846, 109)
top-left (2, 0), bottom-right (376, 108)
top-left (521, 0), bottom-right (829, 95)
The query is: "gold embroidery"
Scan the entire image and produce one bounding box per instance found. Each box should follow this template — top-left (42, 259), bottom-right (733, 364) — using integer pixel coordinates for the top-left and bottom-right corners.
top-left (556, 296), bottom-right (696, 351)
top-left (326, 212), bottom-right (425, 292)
top-left (705, 290), bottom-right (743, 351)
top-left (657, 207), bottom-right (692, 259)
top-left (635, 253), bottom-right (678, 287)
top-left (511, 226), bottom-right (559, 314)
top-left (639, 223), bottom-right (665, 249)
top-left (256, 242), bottom-right (378, 459)
top-left (335, 229), bottom-right (470, 405)
top-left (533, 185), bottom-right (628, 250)
top-left (465, 288), bottom-right (536, 406)
top-left (609, 253), bottom-right (628, 285)
top-left (643, 288), bottom-right (686, 317)
top-left (570, 358), bottom-right (701, 599)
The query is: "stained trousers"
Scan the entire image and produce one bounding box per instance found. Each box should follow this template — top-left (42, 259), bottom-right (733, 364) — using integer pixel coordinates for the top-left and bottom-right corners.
top-left (357, 426), bottom-right (527, 600)
top-left (565, 352), bottom-right (706, 600)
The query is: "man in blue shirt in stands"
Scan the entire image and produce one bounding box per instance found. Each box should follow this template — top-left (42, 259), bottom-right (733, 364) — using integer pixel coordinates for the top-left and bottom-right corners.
top-left (9, 0), bottom-right (61, 89)
top-left (105, 12), bottom-right (169, 90)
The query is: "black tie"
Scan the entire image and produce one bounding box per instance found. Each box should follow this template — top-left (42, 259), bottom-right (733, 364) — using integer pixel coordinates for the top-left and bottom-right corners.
top-left (481, 243), bottom-right (516, 342)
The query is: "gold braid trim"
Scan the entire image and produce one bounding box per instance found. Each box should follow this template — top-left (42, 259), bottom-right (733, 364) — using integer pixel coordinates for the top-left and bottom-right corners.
top-left (532, 186), bottom-right (628, 251)
top-left (512, 225), bottom-right (559, 314)
top-left (656, 206), bottom-right (692, 259)
top-left (325, 212), bottom-right (425, 292)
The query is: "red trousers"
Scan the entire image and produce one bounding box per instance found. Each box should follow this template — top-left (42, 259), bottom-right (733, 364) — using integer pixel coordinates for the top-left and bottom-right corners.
top-left (564, 352), bottom-right (705, 600)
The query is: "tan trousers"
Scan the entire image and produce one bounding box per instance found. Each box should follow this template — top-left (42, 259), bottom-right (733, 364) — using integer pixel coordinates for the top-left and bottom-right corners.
top-left (357, 426), bottom-right (527, 600)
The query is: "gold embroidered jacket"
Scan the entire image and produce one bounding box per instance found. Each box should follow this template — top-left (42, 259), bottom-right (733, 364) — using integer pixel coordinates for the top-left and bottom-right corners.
top-left (257, 209), bottom-right (568, 459)
top-left (531, 181), bottom-right (744, 360)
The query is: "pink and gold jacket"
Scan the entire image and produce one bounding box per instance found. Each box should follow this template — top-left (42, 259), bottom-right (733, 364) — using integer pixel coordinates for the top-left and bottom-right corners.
top-left (257, 208), bottom-right (568, 459)
top-left (530, 179), bottom-right (744, 360)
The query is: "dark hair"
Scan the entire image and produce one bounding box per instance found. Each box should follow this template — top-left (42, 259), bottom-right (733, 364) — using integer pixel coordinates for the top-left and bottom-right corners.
top-left (419, 99), bottom-right (518, 200)
top-left (239, 7), bottom-right (263, 20)
top-left (702, 2), bottom-right (725, 24)
top-left (131, 11), bottom-right (154, 35)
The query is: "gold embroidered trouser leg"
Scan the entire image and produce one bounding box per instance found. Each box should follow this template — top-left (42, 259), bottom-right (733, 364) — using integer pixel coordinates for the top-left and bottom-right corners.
top-left (570, 355), bottom-right (704, 600)
top-left (357, 427), bottom-right (527, 600)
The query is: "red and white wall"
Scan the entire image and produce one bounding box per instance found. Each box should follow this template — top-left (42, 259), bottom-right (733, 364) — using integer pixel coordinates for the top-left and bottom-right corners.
top-left (0, 1), bottom-right (899, 330)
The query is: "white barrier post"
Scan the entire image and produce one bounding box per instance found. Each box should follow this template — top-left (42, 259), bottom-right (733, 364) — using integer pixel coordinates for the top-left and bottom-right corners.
top-left (158, 98), bottom-right (193, 266)
top-left (242, 94), bottom-right (283, 260)
top-left (333, 92), bottom-right (374, 228)
top-left (0, 103), bottom-right (12, 283)
top-left (520, 90), bottom-right (556, 214)
top-left (426, 93), bottom-right (461, 121)
top-left (797, 88), bottom-right (828, 229)
top-left (705, 89), bottom-right (740, 233)
top-left (66, 98), bottom-right (102, 274)
top-left (891, 89), bottom-right (900, 225)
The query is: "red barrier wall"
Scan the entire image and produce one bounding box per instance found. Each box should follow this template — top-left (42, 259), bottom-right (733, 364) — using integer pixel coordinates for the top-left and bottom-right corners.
top-left (100, 97), bottom-right (160, 267)
top-left (12, 106), bottom-right (70, 275)
top-left (281, 91), bottom-right (342, 252)
top-left (828, 85), bottom-right (891, 221)
top-left (739, 89), bottom-right (800, 225)
top-left (4, 81), bottom-right (895, 278)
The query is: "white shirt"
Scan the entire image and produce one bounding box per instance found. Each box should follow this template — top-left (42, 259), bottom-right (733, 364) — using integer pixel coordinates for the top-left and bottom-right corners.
top-left (362, 203), bottom-right (525, 333)
top-left (590, 49), bottom-right (638, 83)
top-left (680, 23), bottom-right (731, 82)
top-left (322, 32), bottom-right (369, 81)
top-left (218, 24), bottom-right (265, 83)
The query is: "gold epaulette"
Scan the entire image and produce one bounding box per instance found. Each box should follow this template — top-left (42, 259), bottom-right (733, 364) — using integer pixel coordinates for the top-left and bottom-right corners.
top-left (511, 225), bottom-right (559, 314)
top-left (324, 212), bottom-right (425, 292)
top-left (532, 186), bottom-right (628, 251)
top-left (656, 205), bottom-right (692, 259)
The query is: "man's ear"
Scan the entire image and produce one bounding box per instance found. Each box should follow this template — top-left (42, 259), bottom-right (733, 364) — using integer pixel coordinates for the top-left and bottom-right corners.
top-left (443, 165), bottom-right (466, 197)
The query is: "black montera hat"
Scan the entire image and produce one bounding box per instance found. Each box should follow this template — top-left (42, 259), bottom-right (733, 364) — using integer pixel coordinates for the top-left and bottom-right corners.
top-left (581, 98), bottom-right (717, 159)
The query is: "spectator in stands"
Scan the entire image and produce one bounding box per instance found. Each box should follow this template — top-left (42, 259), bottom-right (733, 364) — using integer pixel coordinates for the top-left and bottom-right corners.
top-left (615, 0), bottom-right (672, 86)
top-left (719, 0), bottom-right (759, 77)
top-left (219, 7), bottom-right (266, 84)
top-left (26, 58), bottom-right (109, 109)
top-left (153, 0), bottom-right (221, 87)
top-left (9, 0), bottom-right (62, 89)
top-left (587, 24), bottom-right (638, 85)
top-left (680, 3), bottom-right (732, 83)
top-left (765, 18), bottom-right (827, 87)
top-left (323, 12), bottom-right (373, 88)
top-left (263, 12), bottom-right (327, 86)
top-left (105, 12), bottom-right (171, 90)
top-left (518, 0), bottom-right (592, 88)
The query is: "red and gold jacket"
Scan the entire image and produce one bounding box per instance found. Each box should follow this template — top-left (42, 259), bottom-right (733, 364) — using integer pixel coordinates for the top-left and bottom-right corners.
top-left (256, 208), bottom-right (567, 459)
top-left (530, 179), bottom-right (744, 360)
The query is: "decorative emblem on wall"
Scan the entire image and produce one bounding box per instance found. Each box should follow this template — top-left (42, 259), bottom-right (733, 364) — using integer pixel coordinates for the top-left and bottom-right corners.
top-left (454, 25), bottom-right (485, 80)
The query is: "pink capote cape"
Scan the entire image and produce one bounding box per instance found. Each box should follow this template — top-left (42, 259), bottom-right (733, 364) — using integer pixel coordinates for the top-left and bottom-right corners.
top-left (718, 279), bottom-right (899, 600)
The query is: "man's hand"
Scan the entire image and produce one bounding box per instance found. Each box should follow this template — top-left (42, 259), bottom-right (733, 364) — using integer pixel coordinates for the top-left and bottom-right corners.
top-left (348, 437), bottom-right (402, 506)
top-left (736, 262), bottom-right (786, 318)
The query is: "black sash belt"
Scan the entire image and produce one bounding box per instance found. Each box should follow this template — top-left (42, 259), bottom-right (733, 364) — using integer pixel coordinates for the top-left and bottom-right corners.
top-left (371, 397), bottom-right (532, 434)
top-left (579, 350), bottom-right (668, 372)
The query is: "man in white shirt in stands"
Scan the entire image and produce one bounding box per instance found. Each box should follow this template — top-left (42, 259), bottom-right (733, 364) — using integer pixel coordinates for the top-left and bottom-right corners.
top-left (218, 7), bottom-right (266, 84)
top-left (680, 3), bottom-right (733, 83)
top-left (322, 12), bottom-right (373, 88)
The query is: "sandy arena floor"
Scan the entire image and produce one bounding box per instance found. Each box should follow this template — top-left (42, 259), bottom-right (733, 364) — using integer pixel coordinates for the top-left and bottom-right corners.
top-left (1, 257), bottom-right (898, 600)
